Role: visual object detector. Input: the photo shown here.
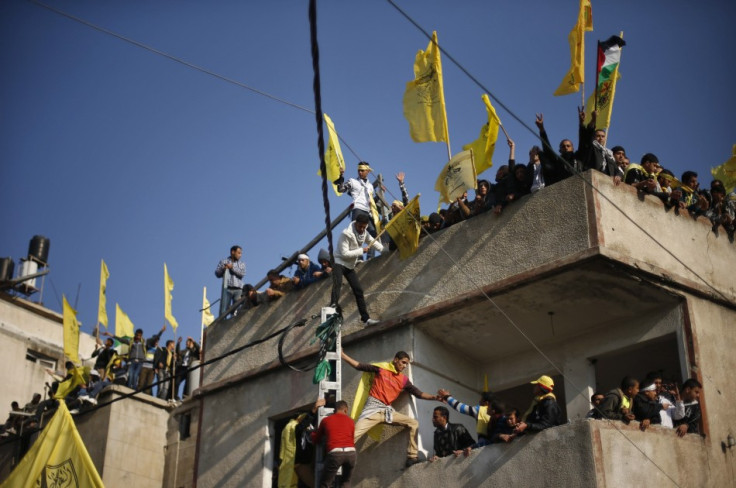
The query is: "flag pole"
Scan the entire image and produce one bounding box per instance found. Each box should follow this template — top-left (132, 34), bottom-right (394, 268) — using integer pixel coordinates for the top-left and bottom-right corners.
top-left (200, 287), bottom-right (206, 349)
top-left (581, 81), bottom-right (585, 109)
top-left (593, 41), bottom-right (601, 112)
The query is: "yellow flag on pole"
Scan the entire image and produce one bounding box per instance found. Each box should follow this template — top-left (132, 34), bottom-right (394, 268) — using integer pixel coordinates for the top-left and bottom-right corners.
top-left (711, 144), bottom-right (736, 193)
top-left (554, 0), bottom-right (593, 96)
top-left (62, 295), bottom-right (80, 364)
top-left (584, 71), bottom-right (621, 130)
top-left (97, 259), bottom-right (110, 328)
top-left (115, 303), bottom-right (135, 339)
top-left (0, 402), bottom-right (104, 488)
top-left (385, 195), bottom-right (422, 260)
top-left (164, 263), bottom-right (178, 330)
top-left (403, 31), bottom-right (449, 143)
top-left (320, 113), bottom-right (345, 196)
top-left (202, 286), bottom-right (215, 327)
top-left (54, 366), bottom-right (89, 400)
top-left (462, 94), bottom-right (501, 176)
top-left (434, 150), bottom-right (478, 205)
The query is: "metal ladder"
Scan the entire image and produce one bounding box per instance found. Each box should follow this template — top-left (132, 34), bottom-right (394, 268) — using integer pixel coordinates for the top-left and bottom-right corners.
top-left (314, 306), bottom-right (342, 487)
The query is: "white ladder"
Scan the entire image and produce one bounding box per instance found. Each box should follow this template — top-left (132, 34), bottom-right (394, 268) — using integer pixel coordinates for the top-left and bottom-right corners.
top-left (314, 306), bottom-right (342, 487)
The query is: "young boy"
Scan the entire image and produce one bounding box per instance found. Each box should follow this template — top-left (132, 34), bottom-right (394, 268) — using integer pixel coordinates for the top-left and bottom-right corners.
top-left (491, 407), bottom-right (520, 443)
top-left (673, 378), bottom-right (702, 436)
top-left (597, 376), bottom-right (638, 422)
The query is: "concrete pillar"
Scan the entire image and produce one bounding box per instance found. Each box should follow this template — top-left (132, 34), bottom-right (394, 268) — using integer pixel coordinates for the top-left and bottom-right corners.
top-left (563, 357), bottom-right (596, 420)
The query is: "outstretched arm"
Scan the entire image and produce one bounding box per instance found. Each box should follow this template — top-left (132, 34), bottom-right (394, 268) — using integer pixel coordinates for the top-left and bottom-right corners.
top-left (341, 351), bottom-right (360, 370)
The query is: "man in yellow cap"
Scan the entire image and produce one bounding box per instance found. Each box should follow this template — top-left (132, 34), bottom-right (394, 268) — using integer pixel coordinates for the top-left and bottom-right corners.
top-left (514, 375), bottom-right (562, 434)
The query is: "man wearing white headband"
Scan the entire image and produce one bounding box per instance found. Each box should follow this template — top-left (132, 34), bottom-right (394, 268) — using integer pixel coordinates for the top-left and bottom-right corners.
top-left (633, 381), bottom-right (664, 431)
top-left (292, 254), bottom-right (324, 290)
top-left (335, 162), bottom-right (378, 252)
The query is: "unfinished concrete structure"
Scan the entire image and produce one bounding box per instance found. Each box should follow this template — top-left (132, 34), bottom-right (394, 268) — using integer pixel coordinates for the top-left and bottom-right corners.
top-left (0, 293), bottom-right (98, 419)
top-left (0, 294), bottom-right (171, 488)
top-left (179, 171), bottom-right (735, 487)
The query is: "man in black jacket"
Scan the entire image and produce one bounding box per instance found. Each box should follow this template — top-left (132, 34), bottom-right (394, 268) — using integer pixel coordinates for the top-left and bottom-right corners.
top-left (430, 406), bottom-right (475, 460)
top-left (514, 375), bottom-right (562, 434)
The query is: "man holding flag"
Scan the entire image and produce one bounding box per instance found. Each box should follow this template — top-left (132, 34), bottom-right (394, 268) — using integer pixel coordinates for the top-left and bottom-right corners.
top-left (335, 162), bottom-right (381, 256)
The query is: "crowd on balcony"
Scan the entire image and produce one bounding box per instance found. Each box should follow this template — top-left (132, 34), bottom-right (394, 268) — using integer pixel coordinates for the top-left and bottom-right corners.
top-left (0, 325), bottom-right (202, 441)
top-left (419, 109), bottom-right (735, 236)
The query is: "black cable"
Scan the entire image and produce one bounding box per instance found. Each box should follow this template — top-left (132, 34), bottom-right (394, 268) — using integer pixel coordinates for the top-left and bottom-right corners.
top-left (308, 0), bottom-right (335, 262)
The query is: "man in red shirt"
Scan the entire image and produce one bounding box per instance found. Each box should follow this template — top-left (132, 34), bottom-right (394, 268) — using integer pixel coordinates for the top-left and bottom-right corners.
top-left (342, 350), bottom-right (439, 468)
top-left (311, 398), bottom-right (356, 488)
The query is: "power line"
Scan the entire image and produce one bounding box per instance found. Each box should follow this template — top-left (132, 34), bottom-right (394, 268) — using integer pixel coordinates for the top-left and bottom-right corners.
top-left (25, 0), bottom-right (363, 162)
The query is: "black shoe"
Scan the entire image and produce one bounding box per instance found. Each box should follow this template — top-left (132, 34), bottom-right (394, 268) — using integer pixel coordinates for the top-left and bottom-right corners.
top-left (405, 458), bottom-right (421, 468)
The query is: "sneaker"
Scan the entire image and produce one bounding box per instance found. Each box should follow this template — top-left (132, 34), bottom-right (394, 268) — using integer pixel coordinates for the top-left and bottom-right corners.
top-left (70, 409), bottom-right (79, 415)
top-left (78, 395), bottom-right (90, 402)
top-left (362, 318), bottom-right (380, 327)
top-left (87, 397), bottom-right (98, 406)
top-left (405, 457), bottom-right (421, 468)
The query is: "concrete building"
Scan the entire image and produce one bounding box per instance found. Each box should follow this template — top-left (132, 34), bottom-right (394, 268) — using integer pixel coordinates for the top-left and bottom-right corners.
top-left (180, 171), bottom-right (736, 487)
top-left (0, 293), bottom-right (171, 488)
top-left (0, 293), bottom-right (98, 416)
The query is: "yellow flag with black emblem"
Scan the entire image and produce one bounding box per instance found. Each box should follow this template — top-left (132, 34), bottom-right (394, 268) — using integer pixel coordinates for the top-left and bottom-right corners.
top-left (0, 402), bottom-right (104, 488)
top-left (115, 303), bottom-right (135, 339)
top-left (711, 144), bottom-right (736, 193)
top-left (319, 113), bottom-right (345, 196)
top-left (403, 31), bottom-right (449, 143)
top-left (97, 259), bottom-right (110, 328)
top-left (62, 295), bottom-right (80, 364)
top-left (554, 0), bottom-right (593, 96)
top-left (164, 263), bottom-right (178, 330)
top-left (462, 94), bottom-right (501, 175)
top-left (385, 195), bottom-right (422, 259)
top-left (434, 150), bottom-right (477, 205)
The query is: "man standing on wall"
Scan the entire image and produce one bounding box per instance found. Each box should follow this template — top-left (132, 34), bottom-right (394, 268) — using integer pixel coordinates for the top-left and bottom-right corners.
top-left (342, 350), bottom-right (439, 468)
top-left (214, 245), bottom-right (246, 316)
top-left (331, 213), bottom-right (383, 326)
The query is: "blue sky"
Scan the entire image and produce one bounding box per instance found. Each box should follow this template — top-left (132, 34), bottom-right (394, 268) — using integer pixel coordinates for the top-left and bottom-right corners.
top-left (1, 0), bottom-right (734, 350)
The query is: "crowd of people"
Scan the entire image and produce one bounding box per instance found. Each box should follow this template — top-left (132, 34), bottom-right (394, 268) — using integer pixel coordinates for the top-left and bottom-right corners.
top-left (417, 109), bottom-right (735, 236)
top-left (2, 325), bottom-right (202, 443)
top-left (275, 351), bottom-right (703, 487)
top-left (278, 351), bottom-right (702, 487)
top-left (215, 110), bottom-right (732, 332)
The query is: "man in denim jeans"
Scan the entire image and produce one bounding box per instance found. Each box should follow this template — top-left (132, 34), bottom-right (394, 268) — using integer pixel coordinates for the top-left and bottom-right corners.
top-left (214, 245), bottom-right (246, 316)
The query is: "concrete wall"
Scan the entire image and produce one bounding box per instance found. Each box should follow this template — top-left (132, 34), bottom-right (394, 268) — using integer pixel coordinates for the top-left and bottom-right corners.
top-left (75, 386), bottom-right (170, 488)
top-left (194, 171), bottom-right (736, 487)
top-left (680, 293), bottom-right (736, 488)
top-left (202, 173), bottom-right (593, 386)
top-left (163, 400), bottom-right (200, 488)
top-left (0, 294), bottom-right (97, 418)
top-left (593, 173), bottom-right (736, 303)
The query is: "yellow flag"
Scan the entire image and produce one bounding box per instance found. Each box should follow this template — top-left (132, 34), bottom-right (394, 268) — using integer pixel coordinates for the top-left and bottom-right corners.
top-left (554, 0), bottom-right (593, 96)
top-left (434, 149), bottom-right (478, 205)
top-left (319, 113), bottom-right (345, 196)
top-left (54, 366), bottom-right (89, 400)
top-left (1, 402), bottom-right (104, 488)
top-left (97, 259), bottom-right (110, 328)
top-left (402, 31), bottom-right (449, 143)
top-left (711, 144), bottom-right (736, 193)
top-left (62, 295), bottom-right (80, 364)
top-left (202, 286), bottom-right (215, 327)
top-left (462, 94), bottom-right (501, 175)
top-left (584, 70), bottom-right (621, 129)
top-left (164, 263), bottom-right (178, 330)
top-left (385, 195), bottom-right (422, 260)
top-left (115, 303), bottom-right (135, 339)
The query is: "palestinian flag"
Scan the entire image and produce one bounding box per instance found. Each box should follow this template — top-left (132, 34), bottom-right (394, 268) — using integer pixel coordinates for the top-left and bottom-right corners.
top-left (585, 35), bottom-right (626, 130)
